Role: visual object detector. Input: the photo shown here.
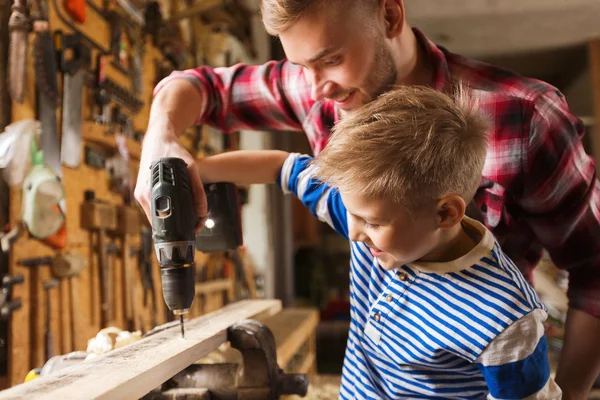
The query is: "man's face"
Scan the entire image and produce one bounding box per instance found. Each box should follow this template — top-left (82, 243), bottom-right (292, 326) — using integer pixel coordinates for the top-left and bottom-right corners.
top-left (340, 189), bottom-right (440, 270)
top-left (279, 4), bottom-right (398, 111)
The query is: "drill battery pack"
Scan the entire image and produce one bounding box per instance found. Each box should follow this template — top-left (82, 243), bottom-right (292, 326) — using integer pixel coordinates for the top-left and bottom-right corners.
top-left (195, 182), bottom-right (243, 253)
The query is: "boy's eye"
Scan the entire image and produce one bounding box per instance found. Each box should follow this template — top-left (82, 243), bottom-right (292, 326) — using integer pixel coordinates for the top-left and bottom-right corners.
top-left (323, 56), bottom-right (342, 67)
top-left (365, 222), bottom-right (380, 230)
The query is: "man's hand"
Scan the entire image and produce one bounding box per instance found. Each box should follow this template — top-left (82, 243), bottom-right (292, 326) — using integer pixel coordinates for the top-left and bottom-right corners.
top-left (555, 308), bottom-right (600, 399)
top-left (134, 120), bottom-right (207, 233)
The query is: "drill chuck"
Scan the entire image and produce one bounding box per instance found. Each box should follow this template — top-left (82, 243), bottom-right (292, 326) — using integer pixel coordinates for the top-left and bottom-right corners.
top-left (161, 266), bottom-right (195, 313)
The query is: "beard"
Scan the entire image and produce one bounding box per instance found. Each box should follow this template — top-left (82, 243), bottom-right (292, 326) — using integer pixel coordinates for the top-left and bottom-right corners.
top-left (363, 39), bottom-right (398, 103)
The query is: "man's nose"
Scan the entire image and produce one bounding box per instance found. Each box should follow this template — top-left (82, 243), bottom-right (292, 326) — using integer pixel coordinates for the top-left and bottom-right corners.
top-left (308, 70), bottom-right (333, 101)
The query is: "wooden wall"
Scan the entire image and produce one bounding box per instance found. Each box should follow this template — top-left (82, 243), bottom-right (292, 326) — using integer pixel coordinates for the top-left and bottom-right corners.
top-left (6, 0), bottom-right (169, 387)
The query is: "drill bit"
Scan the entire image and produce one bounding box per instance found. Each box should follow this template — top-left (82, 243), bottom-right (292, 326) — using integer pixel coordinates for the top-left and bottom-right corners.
top-left (180, 315), bottom-right (185, 338)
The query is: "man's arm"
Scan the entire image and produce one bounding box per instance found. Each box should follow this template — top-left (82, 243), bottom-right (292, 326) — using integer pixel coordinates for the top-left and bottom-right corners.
top-left (476, 310), bottom-right (562, 399)
top-left (135, 60), bottom-right (311, 228)
top-left (152, 60), bottom-right (311, 134)
top-left (522, 90), bottom-right (600, 397)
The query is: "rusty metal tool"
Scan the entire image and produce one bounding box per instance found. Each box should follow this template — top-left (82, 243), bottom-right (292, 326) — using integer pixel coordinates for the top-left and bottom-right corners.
top-left (80, 190), bottom-right (117, 327)
top-left (43, 279), bottom-right (58, 362)
top-left (51, 253), bottom-right (87, 351)
top-left (7, 0), bottom-right (29, 104)
top-left (142, 319), bottom-right (309, 400)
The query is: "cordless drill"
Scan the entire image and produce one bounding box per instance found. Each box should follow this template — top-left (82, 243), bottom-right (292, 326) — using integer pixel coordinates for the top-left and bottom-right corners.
top-left (150, 157), bottom-right (243, 338)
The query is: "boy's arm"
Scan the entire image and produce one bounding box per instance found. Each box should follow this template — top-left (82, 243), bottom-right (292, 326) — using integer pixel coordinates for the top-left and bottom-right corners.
top-left (277, 153), bottom-right (349, 239)
top-left (198, 150), bottom-right (290, 185)
top-left (476, 309), bottom-right (562, 399)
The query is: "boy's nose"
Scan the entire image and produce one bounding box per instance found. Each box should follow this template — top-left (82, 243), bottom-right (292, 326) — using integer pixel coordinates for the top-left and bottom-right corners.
top-left (348, 222), bottom-right (367, 243)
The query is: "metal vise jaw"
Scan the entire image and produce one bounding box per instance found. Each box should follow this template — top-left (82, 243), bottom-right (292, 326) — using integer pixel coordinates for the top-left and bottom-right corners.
top-left (144, 320), bottom-right (309, 400)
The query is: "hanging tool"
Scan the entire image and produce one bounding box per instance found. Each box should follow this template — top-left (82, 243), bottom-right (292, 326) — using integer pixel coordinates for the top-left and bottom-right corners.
top-left (1, 0), bottom-right (11, 130)
top-left (64, 0), bottom-right (85, 23)
top-left (7, 0), bottom-right (29, 104)
top-left (150, 158), bottom-right (243, 337)
top-left (0, 275), bottom-right (23, 319)
top-left (31, 0), bottom-right (65, 250)
top-left (42, 279), bottom-right (58, 362)
top-left (139, 226), bottom-right (157, 328)
top-left (51, 253), bottom-right (86, 351)
top-left (112, 206), bottom-right (140, 332)
top-left (32, 0), bottom-right (59, 109)
top-left (18, 256), bottom-right (53, 369)
top-left (195, 182), bottom-right (243, 253)
top-left (80, 190), bottom-right (117, 327)
top-left (57, 32), bottom-right (90, 169)
top-left (0, 274), bottom-right (24, 377)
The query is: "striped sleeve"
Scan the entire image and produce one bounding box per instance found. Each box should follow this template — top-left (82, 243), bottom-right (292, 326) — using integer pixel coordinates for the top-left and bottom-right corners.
top-left (277, 153), bottom-right (349, 239)
top-left (475, 309), bottom-right (562, 399)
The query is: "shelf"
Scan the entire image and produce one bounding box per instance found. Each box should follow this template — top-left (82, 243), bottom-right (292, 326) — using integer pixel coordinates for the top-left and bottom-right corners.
top-left (82, 121), bottom-right (142, 160)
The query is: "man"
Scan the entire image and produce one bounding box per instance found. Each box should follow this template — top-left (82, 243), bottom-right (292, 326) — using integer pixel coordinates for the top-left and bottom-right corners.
top-left (135, 0), bottom-right (600, 397)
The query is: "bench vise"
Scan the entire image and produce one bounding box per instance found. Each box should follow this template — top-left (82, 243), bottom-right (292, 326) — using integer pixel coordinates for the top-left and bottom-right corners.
top-left (143, 320), bottom-right (309, 400)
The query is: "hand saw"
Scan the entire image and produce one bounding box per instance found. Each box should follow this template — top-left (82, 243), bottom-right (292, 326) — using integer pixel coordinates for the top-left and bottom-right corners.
top-left (57, 32), bottom-right (90, 169)
top-left (31, 0), bottom-right (67, 249)
top-left (32, 0), bottom-right (61, 179)
top-left (7, 0), bottom-right (29, 104)
top-left (1, 0), bottom-right (11, 130)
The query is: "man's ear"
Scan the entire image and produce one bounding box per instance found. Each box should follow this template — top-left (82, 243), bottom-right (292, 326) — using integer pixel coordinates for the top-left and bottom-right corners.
top-left (381, 0), bottom-right (404, 38)
top-left (435, 195), bottom-right (466, 228)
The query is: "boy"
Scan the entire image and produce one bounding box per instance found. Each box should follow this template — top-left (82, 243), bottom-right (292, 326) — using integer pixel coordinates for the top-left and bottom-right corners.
top-left (197, 85), bottom-right (561, 399)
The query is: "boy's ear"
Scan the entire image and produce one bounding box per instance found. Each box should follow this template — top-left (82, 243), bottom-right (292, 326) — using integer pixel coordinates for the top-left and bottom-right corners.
top-left (435, 195), bottom-right (466, 228)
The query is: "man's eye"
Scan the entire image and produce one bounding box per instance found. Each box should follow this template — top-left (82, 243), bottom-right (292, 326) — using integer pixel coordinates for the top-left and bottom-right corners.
top-left (323, 56), bottom-right (341, 67)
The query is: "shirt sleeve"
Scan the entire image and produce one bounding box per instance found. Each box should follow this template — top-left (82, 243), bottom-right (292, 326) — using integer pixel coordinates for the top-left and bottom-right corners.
top-left (475, 309), bottom-right (562, 399)
top-left (276, 153), bottom-right (349, 239)
top-left (521, 89), bottom-right (600, 317)
top-left (152, 60), bottom-right (312, 134)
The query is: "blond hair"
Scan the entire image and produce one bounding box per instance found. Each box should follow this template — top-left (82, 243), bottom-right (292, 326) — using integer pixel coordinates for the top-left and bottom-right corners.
top-left (313, 85), bottom-right (490, 213)
top-left (260, 0), bottom-right (377, 35)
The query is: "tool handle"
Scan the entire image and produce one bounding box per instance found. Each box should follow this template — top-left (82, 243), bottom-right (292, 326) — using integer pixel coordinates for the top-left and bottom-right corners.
top-left (122, 236), bottom-right (133, 322)
top-left (98, 229), bottom-right (111, 326)
top-left (2, 274), bottom-right (24, 288)
top-left (70, 278), bottom-right (78, 351)
top-left (1, 299), bottom-right (22, 319)
top-left (45, 331), bottom-right (53, 362)
top-left (17, 256), bottom-right (53, 267)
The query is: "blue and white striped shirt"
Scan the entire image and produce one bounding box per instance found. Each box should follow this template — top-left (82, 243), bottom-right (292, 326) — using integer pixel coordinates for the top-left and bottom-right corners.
top-left (278, 154), bottom-right (561, 399)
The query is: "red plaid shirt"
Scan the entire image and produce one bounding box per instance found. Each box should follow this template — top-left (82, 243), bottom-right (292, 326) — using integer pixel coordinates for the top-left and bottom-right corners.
top-left (154, 28), bottom-right (600, 318)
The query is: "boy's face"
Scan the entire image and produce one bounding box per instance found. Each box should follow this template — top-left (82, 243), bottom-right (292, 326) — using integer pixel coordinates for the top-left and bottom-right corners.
top-left (341, 189), bottom-right (441, 270)
top-left (279, 4), bottom-right (398, 111)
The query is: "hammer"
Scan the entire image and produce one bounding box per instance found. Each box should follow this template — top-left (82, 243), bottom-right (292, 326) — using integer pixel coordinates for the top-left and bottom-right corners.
top-left (81, 190), bottom-right (117, 327)
top-left (43, 279), bottom-right (59, 362)
top-left (51, 253), bottom-right (87, 351)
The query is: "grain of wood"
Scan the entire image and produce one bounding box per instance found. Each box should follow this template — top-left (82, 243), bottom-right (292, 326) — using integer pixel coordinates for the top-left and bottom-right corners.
top-left (0, 300), bottom-right (281, 400)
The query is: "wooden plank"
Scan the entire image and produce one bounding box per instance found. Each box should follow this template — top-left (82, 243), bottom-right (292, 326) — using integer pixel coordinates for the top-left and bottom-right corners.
top-left (195, 279), bottom-right (234, 295)
top-left (296, 352), bottom-right (316, 374)
top-left (589, 39), bottom-right (600, 175)
top-left (260, 308), bottom-right (319, 368)
top-left (0, 300), bottom-right (281, 400)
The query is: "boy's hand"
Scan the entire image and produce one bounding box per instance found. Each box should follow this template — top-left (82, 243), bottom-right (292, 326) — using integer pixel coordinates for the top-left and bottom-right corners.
top-left (134, 124), bottom-right (207, 234)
